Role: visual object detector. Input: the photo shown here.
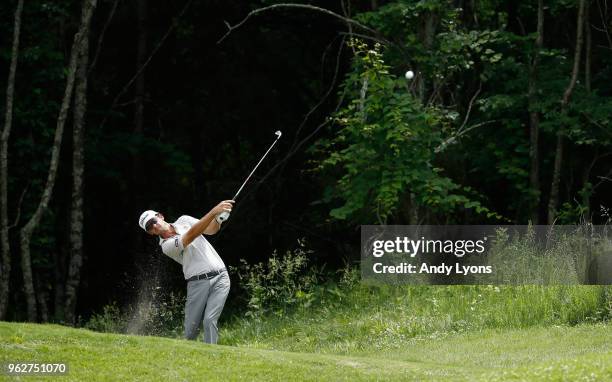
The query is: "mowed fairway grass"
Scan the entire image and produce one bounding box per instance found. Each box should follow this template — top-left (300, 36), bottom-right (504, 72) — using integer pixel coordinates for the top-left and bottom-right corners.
top-left (1, 321), bottom-right (610, 381)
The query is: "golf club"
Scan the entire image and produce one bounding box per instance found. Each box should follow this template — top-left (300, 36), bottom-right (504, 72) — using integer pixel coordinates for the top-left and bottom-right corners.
top-left (216, 130), bottom-right (282, 224)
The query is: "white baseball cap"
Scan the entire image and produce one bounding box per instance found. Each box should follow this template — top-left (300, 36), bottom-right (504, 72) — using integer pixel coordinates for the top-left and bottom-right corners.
top-left (138, 210), bottom-right (159, 231)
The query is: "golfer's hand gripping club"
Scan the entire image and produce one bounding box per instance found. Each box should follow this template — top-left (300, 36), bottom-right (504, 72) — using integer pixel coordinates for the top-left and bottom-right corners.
top-left (215, 130), bottom-right (282, 225)
top-left (216, 210), bottom-right (231, 224)
top-left (213, 201), bottom-right (234, 225)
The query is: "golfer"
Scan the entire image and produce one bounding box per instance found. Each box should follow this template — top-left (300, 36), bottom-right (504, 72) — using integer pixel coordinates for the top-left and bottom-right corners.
top-left (138, 200), bottom-right (234, 344)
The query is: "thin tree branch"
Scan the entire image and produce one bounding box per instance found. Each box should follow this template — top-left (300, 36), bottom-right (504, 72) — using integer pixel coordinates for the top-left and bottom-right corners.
top-left (458, 81), bottom-right (482, 133)
top-left (219, 36), bottom-right (348, 231)
top-left (597, 175), bottom-right (612, 183)
top-left (516, 16), bottom-right (527, 36)
top-left (594, 167), bottom-right (612, 189)
top-left (281, 35), bottom-right (346, 173)
top-left (88, 0), bottom-right (120, 76)
top-left (592, 151), bottom-right (612, 167)
top-left (426, 73), bottom-right (450, 106)
top-left (340, 0), bottom-right (353, 39)
top-left (581, 111), bottom-right (612, 138)
top-left (596, 0), bottom-right (612, 48)
top-left (595, 43), bottom-right (612, 50)
top-left (217, 3), bottom-right (386, 45)
top-left (434, 120), bottom-right (496, 153)
top-left (320, 34), bottom-right (342, 82)
top-left (338, 31), bottom-right (388, 45)
top-left (99, 0), bottom-right (194, 130)
top-left (562, 0), bottom-right (586, 106)
top-left (293, 35), bottom-right (346, 147)
top-left (116, 98), bottom-right (139, 107)
top-left (433, 83), bottom-right (483, 153)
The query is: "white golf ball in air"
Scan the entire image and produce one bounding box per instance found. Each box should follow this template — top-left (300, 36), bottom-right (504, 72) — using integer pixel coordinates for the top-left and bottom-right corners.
top-left (405, 70), bottom-right (414, 80)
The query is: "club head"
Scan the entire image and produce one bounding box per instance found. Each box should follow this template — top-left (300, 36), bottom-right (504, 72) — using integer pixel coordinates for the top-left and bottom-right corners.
top-left (275, 130), bottom-right (282, 139)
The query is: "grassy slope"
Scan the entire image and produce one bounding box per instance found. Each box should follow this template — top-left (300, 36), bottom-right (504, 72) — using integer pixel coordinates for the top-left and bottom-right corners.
top-left (1, 322), bottom-right (611, 381)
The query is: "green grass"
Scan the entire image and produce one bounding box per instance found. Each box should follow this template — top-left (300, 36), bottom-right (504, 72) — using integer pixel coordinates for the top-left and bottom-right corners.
top-left (1, 321), bottom-right (611, 381)
top-left (221, 285), bottom-right (611, 354)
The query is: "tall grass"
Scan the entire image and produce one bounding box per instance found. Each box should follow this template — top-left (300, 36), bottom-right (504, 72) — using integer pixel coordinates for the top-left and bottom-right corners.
top-left (483, 225), bottom-right (611, 285)
top-left (220, 269), bottom-right (612, 353)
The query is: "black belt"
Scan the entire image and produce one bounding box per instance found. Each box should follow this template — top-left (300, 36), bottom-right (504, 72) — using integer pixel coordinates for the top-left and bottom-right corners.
top-left (187, 268), bottom-right (226, 282)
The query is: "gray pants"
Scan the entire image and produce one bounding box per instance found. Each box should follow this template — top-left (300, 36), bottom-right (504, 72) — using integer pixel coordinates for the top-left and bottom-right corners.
top-left (184, 270), bottom-right (230, 344)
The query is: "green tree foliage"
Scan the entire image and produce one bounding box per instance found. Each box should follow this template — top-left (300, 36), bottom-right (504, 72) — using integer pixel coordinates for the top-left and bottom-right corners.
top-left (314, 0), bottom-right (611, 224)
top-left (313, 41), bottom-right (502, 223)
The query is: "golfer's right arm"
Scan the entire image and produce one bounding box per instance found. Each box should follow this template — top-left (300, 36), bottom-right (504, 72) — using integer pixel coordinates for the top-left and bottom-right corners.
top-left (181, 200), bottom-right (234, 247)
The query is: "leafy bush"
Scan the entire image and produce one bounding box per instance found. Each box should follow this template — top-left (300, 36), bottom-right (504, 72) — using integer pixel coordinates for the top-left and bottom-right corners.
top-left (84, 303), bottom-right (128, 334)
top-left (231, 239), bottom-right (321, 318)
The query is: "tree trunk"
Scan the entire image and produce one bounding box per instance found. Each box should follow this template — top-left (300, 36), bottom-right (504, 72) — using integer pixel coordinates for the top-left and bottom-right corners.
top-left (35, 275), bottom-right (49, 322)
top-left (548, 134), bottom-right (564, 224)
top-left (19, 0), bottom-right (97, 322)
top-left (528, 0), bottom-right (543, 224)
top-left (0, 0), bottom-right (24, 321)
top-left (581, 162), bottom-right (592, 220)
top-left (547, 0), bottom-right (585, 225)
top-left (585, 0), bottom-right (591, 92)
top-left (408, 193), bottom-right (418, 225)
top-left (53, 246), bottom-right (66, 320)
top-left (413, 12), bottom-right (437, 222)
top-left (418, 12), bottom-right (436, 103)
top-left (399, 192), bottom-right (419, 224)
top-left (64, 25), bottom-right (90, 326)
top-left (583, 1), bottom-right (592, 220)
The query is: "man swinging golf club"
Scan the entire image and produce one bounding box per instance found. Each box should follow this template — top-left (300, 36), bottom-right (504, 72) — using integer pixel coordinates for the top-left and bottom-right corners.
top-left (138, 200), bottom-right (234, 344)
top-left (138, 130), bottom-right (282, 344)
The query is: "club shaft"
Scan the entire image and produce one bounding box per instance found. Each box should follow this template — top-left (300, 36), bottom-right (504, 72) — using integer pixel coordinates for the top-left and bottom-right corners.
top-left (232, 136), bottom-right (281, 200)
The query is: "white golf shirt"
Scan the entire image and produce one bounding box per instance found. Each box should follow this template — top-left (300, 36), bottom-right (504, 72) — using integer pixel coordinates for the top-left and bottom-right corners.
top-left (159, 215), bottom-right (226, 280)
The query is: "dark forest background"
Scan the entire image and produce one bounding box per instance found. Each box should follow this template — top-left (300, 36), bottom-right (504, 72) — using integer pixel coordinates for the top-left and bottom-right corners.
top-left (0, 0), bottom-right (610, 324)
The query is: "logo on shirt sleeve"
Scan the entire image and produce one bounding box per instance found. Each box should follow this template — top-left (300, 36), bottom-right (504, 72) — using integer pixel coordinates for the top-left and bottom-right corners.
top-left (174, 237), bottom-right (180, 248)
